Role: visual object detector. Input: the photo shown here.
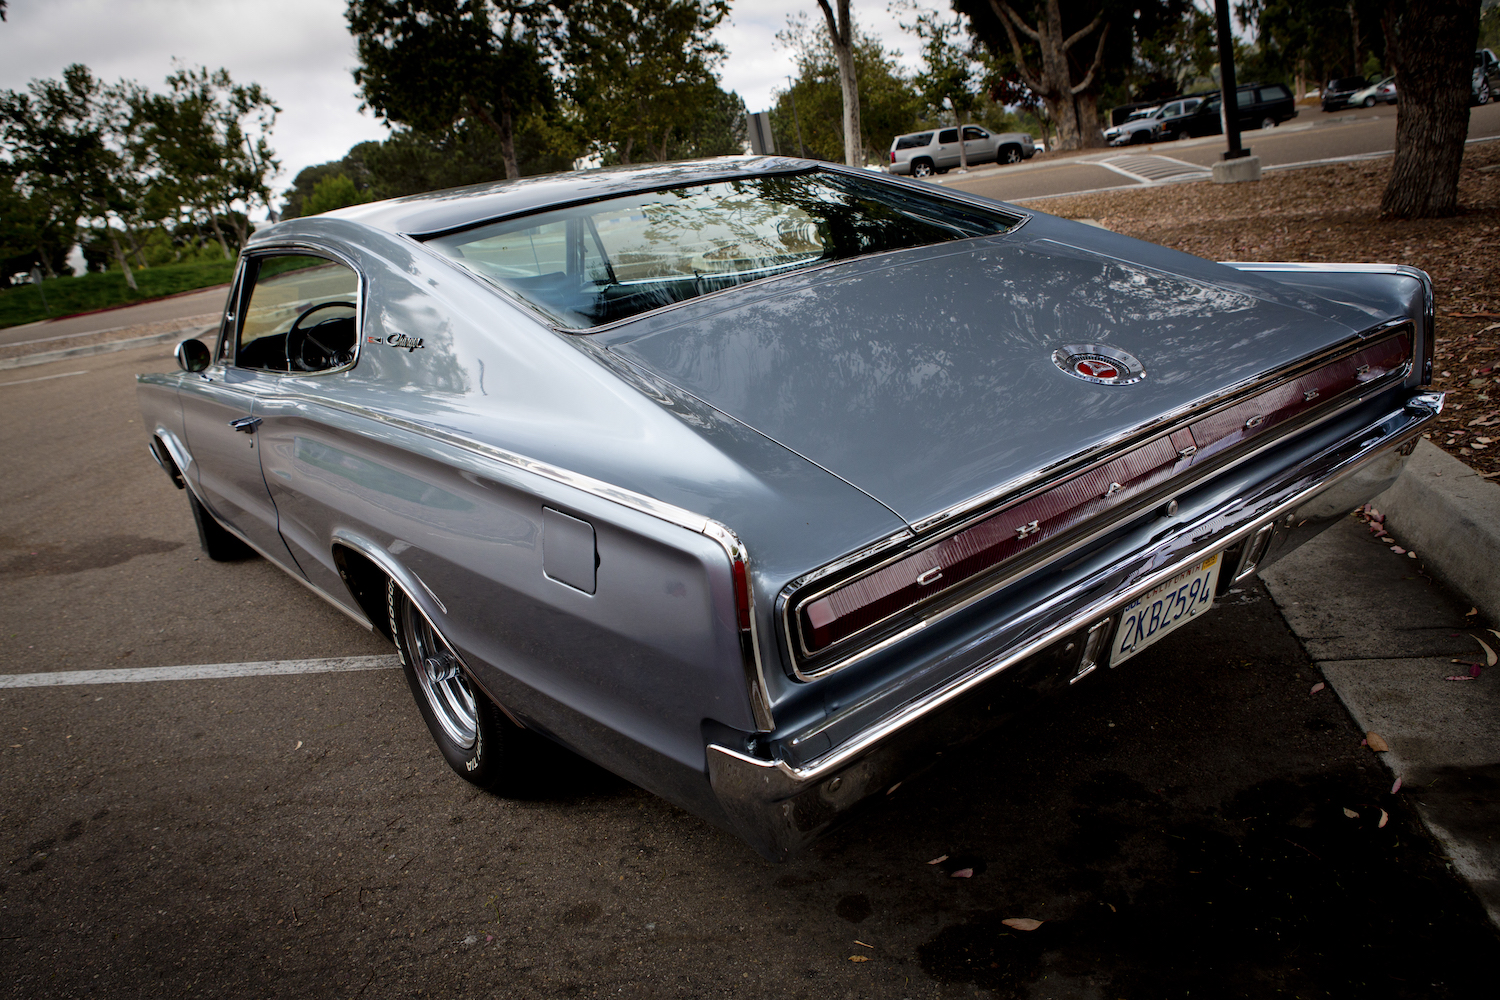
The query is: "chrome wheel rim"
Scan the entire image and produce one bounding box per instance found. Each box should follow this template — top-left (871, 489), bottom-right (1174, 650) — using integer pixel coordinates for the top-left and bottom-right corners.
top-left (402, 600), bottom-right (478, 749)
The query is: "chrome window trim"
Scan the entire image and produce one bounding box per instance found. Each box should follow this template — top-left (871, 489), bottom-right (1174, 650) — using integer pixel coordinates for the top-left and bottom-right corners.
top-left (271, 390), bottom-right (774, 731)
top-left (731, 390), bottom-right (1442, 787)
top-left (779, 322), bottom-right (1416, 680)
top-left (230, 241), bottom-right (368, 377)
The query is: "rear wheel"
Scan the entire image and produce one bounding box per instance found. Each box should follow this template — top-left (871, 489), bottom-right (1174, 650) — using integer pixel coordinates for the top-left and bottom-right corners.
top-left (1479, 82), bottom-right (1492, 105)
top-left (911, 159), bottom-right (935, 178)
top-left (1260, 116), bottom-right (1277, 130)
top-left (187, 491), bottom-right (253, 561)
top-left (389, 579), bottom-right (539, 793)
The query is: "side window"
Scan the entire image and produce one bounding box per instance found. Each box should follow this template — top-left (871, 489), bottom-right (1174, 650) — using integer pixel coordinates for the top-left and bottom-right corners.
top-left (1260, 85), bottom-right (1290, 102)
top-left (1236, 89), bottom-right (1254, 107)
top-left (235, 254), bottom-right (359, 374)
top-left (962, 126), bottom-right (987, 141)
top-left (938, 128), bottom-right (959, 143)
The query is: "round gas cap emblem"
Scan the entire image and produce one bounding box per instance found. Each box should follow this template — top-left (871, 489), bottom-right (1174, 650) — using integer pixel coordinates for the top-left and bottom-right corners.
top-left (1051, 344), bottom-right (1146, 386)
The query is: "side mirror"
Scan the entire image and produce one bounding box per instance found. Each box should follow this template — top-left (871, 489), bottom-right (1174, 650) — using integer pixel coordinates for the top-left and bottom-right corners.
top-left (175, 338), bottom-right (211, 373)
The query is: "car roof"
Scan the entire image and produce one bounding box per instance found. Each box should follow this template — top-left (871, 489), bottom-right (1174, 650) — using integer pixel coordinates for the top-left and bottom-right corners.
top-left (309, 155), bottom-right (817, 239)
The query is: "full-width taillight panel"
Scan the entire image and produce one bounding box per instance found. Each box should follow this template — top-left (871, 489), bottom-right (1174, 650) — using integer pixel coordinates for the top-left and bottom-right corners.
top-left (793, 330), bottom-right (1412, 664)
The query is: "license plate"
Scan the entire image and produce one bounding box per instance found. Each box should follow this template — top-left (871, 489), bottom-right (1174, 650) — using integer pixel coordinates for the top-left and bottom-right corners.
top-left (1110, 553), bottom-right (1222, 666)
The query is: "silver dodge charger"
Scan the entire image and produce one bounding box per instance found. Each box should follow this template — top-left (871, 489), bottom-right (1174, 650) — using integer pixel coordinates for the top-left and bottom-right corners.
top-left (138, 157), bottom-right (1442, 859)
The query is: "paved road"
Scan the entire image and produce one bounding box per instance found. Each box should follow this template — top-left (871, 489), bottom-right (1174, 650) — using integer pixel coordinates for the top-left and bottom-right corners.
top-left (945, 102), bottom-right (1500, 204)
top-left (2, 341), bottom-right (1496, 997)
top-left (0, 284), bottom-right (230, 349)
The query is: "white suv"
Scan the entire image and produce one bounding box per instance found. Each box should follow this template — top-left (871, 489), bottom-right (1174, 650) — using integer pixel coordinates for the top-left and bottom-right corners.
top-left (889, 125), bottom-right (1036, 177)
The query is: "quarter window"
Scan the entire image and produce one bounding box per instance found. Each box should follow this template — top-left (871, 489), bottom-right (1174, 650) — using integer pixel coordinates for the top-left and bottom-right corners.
top-left (235, 254), bottom-right (359, 374)
top-left (938, 128), bottom-right (959, 143)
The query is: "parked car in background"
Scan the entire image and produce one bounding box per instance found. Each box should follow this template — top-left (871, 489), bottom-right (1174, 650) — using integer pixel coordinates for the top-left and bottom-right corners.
top-left (140, 156), bottom-right (1442, 860)
top-left (1321, 76), bottom-right (1370, 112)
top-left (889, 125), bottom-right (1036, 177)
top-left (1103, 106), bottom-right (1161, 146)
top-left (1348, 75), bottom-right (1397, 107)
top-left (1145, 96), bottom-right (1205, 141)
top-left (1475, 49), bottom-right (1500, 105)
top-left (1176, 83), bottom-right (1298, 137)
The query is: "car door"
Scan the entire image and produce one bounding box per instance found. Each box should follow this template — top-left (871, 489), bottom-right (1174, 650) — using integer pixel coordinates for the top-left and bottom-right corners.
top-left (961, 126), bottom-right (994, 164)
top-left (176, 264), bottom-right (305, 572)
top-left (934, 128), bottom-right (960, 169)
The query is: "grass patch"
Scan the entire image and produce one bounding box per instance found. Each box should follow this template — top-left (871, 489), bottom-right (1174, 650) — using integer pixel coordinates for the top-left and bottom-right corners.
top-left (0, 259), bottom-right (235, 329)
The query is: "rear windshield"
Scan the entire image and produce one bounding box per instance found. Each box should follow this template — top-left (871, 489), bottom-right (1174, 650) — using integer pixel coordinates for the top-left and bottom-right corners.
top-left (424, 171), bottom-right (1023, 330)
top-left (894, 132), bottom-right (933, 150)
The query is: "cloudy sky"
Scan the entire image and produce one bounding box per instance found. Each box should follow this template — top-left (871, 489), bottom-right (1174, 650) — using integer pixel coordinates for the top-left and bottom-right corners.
top-left (0, 0), bottom-right (945, 203)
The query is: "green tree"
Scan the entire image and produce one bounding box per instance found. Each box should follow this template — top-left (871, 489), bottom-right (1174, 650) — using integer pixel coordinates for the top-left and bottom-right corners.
top-left (562, 0), bottom-right (731, 164)
top-left (303, 174), bottom-right (373, 215)
top-left (771, 15), bottom-right (921, 163)
top-left (899, 2), bottom-right (983, 167)
top-left (814, 0), bottom-right (864, 166)
top-left (347, 0), bottom-right (560, 180)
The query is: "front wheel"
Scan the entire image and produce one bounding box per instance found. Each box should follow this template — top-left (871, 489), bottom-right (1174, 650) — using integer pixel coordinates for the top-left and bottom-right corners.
top-left (1362, 97), bottom-right (1375, 108)
top-left (1000, 145), bottom-right (1022, 163)
top-left (1479, 83), bottom-right (1492, 105)
top-left (389, 580), bottom-right (538, 793)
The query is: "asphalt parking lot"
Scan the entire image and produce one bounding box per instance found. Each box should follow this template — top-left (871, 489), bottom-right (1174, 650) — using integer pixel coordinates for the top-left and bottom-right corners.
top-left (3, 340), bottom-right (1498, 998)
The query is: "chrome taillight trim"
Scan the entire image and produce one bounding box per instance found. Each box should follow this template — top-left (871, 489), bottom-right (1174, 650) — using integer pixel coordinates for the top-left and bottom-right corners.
top-left (780, 323), bottom-right (1415, 679)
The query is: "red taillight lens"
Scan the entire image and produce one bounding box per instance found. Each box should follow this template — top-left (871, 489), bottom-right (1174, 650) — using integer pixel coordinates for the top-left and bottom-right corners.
top-left (732, 558), bottom-right (752, 632)
top-left (890, 151), bottom-right (896, 162)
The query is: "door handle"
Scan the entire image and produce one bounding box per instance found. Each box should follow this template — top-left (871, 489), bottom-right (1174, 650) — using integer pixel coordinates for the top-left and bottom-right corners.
top-left (229, 416), bottom-right (262, 434)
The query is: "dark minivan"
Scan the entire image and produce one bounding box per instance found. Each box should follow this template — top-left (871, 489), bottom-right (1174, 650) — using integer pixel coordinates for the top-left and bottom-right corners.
top-left (1173, 82), bottom-right (1297, 138)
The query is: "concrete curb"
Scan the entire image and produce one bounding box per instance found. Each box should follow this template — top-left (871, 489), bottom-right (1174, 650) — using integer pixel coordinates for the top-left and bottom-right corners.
top-left (1372, 439), bottom-right (1500, 622)
top-left (0, 328), bottom-right (199, 371)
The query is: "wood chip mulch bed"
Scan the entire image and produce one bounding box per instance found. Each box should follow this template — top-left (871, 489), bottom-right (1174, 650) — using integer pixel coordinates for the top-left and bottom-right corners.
top-left (1040, 140), bottom-right (1500, 478)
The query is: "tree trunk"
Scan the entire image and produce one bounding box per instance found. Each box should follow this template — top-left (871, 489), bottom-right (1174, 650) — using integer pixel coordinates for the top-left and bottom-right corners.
top-left (991, 0), bottom-right (1109, 151)
top-left (621, 135), bottom-right (634, 165)
top-left (208, 212), bottom-right (231, 259)
top-left (1381, 0), bottom-right (1479, 218)
top-left (817, 0), bottom-right (863, 167)
top-left (108, 231), bottom-right (138, 292)
top-left (467, 92), bottom-right (519, 180)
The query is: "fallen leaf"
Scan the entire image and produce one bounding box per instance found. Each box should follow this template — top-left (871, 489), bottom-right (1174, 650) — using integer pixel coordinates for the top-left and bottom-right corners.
top-left (951, 868), bottom-right (974, 879)
top-left (1391, 777), bottom-right (1402, 794)
top-left (854, 940), bottom-right (874, 948)
top-left (1408, 551), bottom-right (1418, 559)
top-left (1466, 607), bottom-right (1478, 616)
top-left (1471, 663), bottom-right (1484, 678)
top-left (1378, 810), bottom-right (1389, 829)
top-left (1444, 675), bottom-right (1476, 682)
top-left (1106, 903), bottom-right (1116, 912)
top-left (848, 955), bottom-right (869, 963)
top-left (1472, 634), bottom-right (1498, 667)
top-left (1389, 545), bottom-right (1406, 555)
top-left (1343, 807), bottom-right (1359, 819)
top-left (295, 741), bottom-right (302, 750)
top-left (926, 855), bottom-right (948, 865)
top-left (1366, 732), bottom-right (1390, 752)
top-left (1310, 681), bottom-right (1325, 695)
top-left (1002, 918), bottom-right (1044, 931)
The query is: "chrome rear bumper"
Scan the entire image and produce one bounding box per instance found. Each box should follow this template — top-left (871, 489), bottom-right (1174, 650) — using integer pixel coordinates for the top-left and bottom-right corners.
top-left (708, 391), bottom-right (1443, 860)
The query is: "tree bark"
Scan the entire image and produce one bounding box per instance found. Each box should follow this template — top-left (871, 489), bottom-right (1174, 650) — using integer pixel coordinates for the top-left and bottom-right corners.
top-left (816, 0), bottom-right (863, 167)
top-left (990, 0), bottom-right (1108, 150)
top-left (207, 211), bottom-right (231, 259)
top-left (1381, 0), bottom-right (1480, 218)
top-left (108, 231), bottom-right (138, 291)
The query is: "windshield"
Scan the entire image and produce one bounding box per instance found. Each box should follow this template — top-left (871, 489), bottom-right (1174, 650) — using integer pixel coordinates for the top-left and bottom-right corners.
top-left (424, 171), bottom-right (1023, 329)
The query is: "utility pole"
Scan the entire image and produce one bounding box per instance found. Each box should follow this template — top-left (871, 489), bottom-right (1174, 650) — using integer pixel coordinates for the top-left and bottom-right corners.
top-left (1210, 0), bottom-right (1260, 182)
top-left (786, 76), bottom-right (808, 158)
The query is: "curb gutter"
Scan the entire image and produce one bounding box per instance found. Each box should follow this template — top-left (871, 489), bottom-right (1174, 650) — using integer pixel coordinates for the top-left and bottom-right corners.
top-left (1373, 440), bottom-right (1500, 624)
top-left (0, 328), bottom-right (205, 371)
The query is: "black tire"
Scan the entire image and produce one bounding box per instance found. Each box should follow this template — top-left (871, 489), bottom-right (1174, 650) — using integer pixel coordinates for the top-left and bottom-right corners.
top-left (1362, 96), bottom-right (1375, 108)
top-left (1260, 116), bottom-right (1277, 130)
top-left (911, 159), bottom-right (935, 178)
top-left (388, 579), bottom-right (538, 794)
top-left (1000, 145), bottom-right (1023, 162)
top-left (1479, 83), bottom-right (1492, 106)
top-left (187, 490), bottom-right (254, 561)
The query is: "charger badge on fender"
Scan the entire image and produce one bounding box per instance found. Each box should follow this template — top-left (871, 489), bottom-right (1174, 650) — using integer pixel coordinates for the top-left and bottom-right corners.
top-left (1052, 344), bottom-right (1146, 385)
top-left (367, 333), bottom-right (425, 352)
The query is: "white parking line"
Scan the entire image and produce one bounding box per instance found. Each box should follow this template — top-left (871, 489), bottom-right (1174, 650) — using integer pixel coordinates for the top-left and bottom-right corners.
top-left (0, 655), bottom-right (401, 688)
top-left (0, 369), bottom-right (88, 387)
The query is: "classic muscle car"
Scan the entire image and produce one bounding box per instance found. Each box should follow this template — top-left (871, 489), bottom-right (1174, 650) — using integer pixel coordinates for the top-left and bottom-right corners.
top-left (138, 157), bottom-right (1442, 860)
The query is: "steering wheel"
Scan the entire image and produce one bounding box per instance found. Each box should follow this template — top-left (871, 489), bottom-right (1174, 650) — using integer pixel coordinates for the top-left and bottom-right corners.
top-left (286, 300), bottom-right (357, 372)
